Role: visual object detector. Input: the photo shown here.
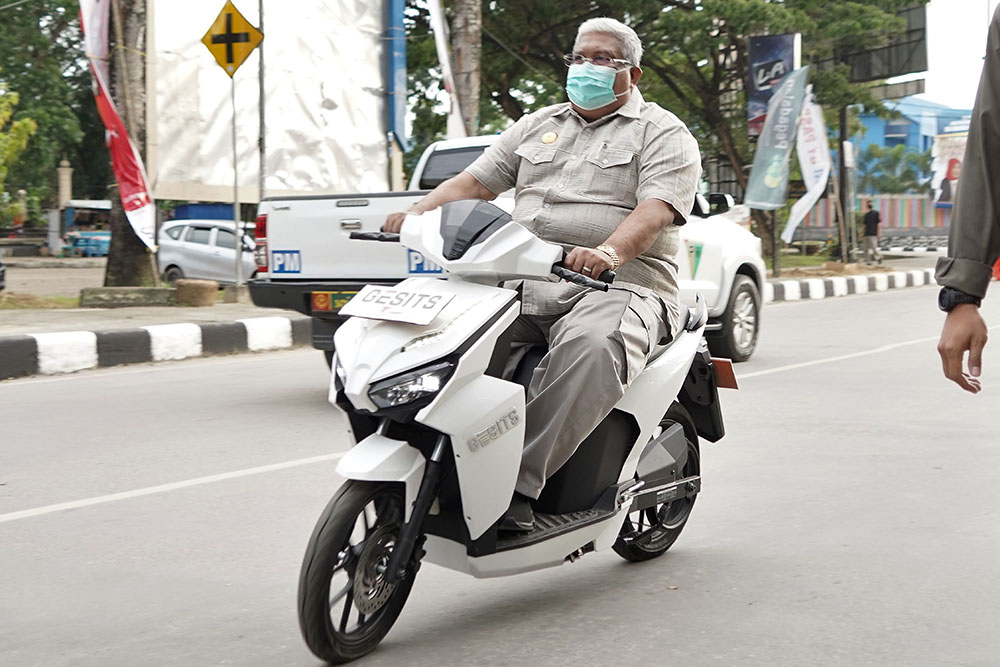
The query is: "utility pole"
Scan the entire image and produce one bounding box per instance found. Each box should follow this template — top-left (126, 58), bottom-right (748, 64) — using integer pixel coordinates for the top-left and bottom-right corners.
top-left (258, 0), bottom-right (265, 202)
top-left (838, 105), bottom-right (851, 263)
top-left (451, 0), bottom-right (481, 135)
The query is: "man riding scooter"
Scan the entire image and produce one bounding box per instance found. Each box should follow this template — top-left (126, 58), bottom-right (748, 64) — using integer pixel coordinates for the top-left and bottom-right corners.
top-left (384, 17), bottom-right (701, 532)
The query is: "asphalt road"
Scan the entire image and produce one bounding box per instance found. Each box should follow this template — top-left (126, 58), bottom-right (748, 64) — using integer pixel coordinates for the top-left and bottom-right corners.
top-left (2, 284), bottom-right (998, 667)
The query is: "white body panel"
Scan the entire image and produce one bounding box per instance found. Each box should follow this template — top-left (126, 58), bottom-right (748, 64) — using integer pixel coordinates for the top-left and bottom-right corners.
top-left (616, 323), bottom-right (706, 483)
top-left (335, 434), bottom-right (425, 521)
top-left (417, 301), bottom-right (523, 539)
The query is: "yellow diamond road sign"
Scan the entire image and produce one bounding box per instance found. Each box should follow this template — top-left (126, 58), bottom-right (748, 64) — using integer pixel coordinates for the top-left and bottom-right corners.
top-left (202, 1), bottom-right (263, 77)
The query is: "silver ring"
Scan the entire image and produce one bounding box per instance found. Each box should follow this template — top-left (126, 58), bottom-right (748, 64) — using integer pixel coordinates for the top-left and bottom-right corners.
top-left (582, 267), bottom-right (592, 273)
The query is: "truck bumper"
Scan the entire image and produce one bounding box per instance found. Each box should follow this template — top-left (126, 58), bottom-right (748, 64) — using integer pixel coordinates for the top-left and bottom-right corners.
top-left (248, 279), bottom-right (399, 350)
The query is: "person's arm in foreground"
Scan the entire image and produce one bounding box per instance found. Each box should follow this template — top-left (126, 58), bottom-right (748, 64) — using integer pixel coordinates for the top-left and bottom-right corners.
top-left (936, 7), bottom-right (1000, 393)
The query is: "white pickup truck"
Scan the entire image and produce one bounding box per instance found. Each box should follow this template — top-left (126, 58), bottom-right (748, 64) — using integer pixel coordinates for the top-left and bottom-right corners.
top-left (249, 135), bottom-right (766, 361)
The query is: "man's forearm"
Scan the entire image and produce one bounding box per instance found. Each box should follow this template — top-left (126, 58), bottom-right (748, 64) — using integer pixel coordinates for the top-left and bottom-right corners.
top-left (602, 198), bottom-right (676, 264)
top-left (411, 171), bottom-right (498, 214)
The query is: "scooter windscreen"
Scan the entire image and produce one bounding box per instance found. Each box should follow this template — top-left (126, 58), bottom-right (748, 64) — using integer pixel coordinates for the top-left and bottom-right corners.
top-left (438, 199), bottom-right (513, 260)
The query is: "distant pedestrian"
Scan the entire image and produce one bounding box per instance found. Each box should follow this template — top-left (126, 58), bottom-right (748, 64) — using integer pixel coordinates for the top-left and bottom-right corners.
top-left (862, 201), bottom-right (882, 266)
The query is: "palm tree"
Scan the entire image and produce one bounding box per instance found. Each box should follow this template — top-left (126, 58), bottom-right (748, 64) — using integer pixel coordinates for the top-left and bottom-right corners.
top-left (857, 144), bottom-right (932, 194)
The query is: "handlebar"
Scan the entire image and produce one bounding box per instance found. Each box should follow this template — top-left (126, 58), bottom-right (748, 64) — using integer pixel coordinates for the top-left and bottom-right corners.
top-left (350, 231), bottom-right (400, 242)
top-left (552, 264), bottom-right (616, 292)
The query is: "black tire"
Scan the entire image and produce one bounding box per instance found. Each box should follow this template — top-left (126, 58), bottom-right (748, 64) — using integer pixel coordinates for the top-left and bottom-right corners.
top-left (708, 274), bottom-right (760, 362)
top-left (163, 266), bottom-right (184, 283)
top-left (614, 404), bottom-right (699, 562)
top-left (298, 481), bottom-right (416, 664)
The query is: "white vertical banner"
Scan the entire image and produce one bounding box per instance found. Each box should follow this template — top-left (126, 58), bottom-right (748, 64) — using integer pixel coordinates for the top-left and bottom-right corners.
top-left (427, 0), bottom-right (467, 139)
top-left (782, 87), bottom-right (831, 244)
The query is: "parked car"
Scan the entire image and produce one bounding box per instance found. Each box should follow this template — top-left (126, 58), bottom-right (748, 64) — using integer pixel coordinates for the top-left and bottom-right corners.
top-left (157, 219), bottom-right (256, 284)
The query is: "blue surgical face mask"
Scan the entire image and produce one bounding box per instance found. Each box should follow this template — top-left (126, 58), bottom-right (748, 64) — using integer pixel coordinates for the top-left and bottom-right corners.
top-left (565, 63), bottom-right (629, 110)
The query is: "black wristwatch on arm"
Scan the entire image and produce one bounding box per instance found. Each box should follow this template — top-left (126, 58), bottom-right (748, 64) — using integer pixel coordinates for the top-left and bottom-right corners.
top-left (938, 286), bottom-right (982, 312)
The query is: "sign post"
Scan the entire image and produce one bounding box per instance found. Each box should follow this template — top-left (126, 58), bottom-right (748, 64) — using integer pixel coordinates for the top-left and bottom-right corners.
top-left (202, 1), bottom-right (263, 286)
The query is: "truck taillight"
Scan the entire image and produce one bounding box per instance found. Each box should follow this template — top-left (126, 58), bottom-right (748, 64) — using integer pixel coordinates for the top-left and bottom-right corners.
top-left (254, 214), bottom-right (268, 272)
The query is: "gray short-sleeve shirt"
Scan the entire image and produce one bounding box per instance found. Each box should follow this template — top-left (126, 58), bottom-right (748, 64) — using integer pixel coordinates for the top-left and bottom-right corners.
top-left (464, 90), bottom-right (701, 328)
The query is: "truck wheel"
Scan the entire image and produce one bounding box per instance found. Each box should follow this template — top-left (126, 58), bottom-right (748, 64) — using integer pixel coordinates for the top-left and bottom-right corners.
top-left (708, 275), bottom-right (760, 362)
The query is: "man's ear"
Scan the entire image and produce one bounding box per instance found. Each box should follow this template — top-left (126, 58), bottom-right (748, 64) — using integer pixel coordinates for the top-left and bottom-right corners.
top-left (631, 66), bottom-right (643, 86)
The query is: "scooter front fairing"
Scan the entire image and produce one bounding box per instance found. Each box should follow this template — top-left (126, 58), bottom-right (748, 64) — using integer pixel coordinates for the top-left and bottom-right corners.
top-left (332, 277), bottom-right (524, 539)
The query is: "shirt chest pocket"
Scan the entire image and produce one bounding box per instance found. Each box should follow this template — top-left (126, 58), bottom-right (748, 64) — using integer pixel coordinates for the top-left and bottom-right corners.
top-left (513, 145), bottom-right (557, 188)
top-left (581, 146), bottom-right (638, 204)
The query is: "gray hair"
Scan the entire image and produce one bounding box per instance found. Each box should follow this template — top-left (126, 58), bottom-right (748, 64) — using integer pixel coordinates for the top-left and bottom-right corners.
top-left (574, 18), bottom-right (643, 66)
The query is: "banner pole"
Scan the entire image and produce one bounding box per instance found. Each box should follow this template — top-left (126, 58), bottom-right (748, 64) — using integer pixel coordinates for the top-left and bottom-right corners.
top-left (772, 211), bottom-right (780, 277)
top-left (232, 76), bottom-right (242, 286)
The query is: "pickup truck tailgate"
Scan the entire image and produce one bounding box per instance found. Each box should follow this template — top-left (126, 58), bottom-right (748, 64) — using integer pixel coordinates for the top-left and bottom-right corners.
top-left (261, 192), bottom-right (438, 281)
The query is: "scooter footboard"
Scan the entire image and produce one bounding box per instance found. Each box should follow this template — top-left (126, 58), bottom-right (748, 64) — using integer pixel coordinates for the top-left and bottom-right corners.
top-left (335, 434), bottom-right (425, 521)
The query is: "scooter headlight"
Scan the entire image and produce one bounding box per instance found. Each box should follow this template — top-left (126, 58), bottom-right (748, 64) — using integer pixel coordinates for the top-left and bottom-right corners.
top-left (368, 361), bottom-right (455, 410)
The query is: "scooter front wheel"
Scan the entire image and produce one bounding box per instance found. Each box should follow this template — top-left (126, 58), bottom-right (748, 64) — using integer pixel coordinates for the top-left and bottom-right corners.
top-left (614, 404), bottom-right (700, 562)
top-left (298, 481), bottom-right (416, 664)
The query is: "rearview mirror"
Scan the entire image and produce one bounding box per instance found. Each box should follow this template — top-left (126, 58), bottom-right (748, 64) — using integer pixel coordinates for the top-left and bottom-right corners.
top-left (707, 193), bottom-right (735, 215)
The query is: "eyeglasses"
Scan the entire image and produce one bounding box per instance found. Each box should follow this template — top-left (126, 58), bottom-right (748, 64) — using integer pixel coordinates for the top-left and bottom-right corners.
top-left (562, 53), bottom-right (632, 69)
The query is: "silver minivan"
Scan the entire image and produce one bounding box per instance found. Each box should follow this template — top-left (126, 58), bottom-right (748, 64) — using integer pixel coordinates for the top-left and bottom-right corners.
top-left (158, 220), bottom-right (256, 284)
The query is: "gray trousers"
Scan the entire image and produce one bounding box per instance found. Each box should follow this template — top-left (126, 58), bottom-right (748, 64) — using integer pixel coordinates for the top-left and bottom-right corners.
top-left (862, 236), bottom-right (881, 264)
top-left (506, 289), bottom-right (671, 499)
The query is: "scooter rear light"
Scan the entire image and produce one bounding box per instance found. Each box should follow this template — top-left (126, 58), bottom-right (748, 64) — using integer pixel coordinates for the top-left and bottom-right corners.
top-left (254, 214), bottom-right (268, 273)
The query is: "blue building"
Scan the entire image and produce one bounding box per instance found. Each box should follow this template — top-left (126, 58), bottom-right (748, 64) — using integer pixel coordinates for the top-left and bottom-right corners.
top-left (855, 96), bottom-right (971, 155)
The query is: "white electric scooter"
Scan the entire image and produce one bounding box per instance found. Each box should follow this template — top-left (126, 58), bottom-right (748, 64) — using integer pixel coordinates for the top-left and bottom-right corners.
top-left (297, 199), bottom-right (732, 664)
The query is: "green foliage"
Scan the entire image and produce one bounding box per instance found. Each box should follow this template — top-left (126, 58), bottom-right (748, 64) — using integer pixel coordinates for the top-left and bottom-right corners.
top-left (405, 0), bottom-right (927, 246)
top-left (0, 1), bottom-right (110, 205)
top-left (857, 143), bottom-right (932, 194)
top-left (0, 87), bottom-right (37, 194)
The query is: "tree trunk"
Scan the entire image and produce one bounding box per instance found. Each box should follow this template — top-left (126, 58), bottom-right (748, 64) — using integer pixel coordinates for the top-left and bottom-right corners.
top-left (451, 0), bottom-right (481, 135)
top-left (105, 0), bottom-right (156, 287)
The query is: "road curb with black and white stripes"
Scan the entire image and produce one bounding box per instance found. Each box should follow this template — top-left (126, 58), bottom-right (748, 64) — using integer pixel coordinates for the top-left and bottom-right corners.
top-left (764, 268), bottom-right (935, 303)
top-left (0, 316), bottom-right (312, 381)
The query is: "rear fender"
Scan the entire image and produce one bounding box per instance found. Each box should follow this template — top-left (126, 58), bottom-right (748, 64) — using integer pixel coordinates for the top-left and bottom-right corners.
top-left (335, 434), bottom-right (425, 521)
top-left (679, 345), bottom-right (725, 443)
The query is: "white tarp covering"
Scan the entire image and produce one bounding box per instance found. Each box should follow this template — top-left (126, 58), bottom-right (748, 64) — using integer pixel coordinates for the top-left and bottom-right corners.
top-left (147, 0), bottom-right (388, 203)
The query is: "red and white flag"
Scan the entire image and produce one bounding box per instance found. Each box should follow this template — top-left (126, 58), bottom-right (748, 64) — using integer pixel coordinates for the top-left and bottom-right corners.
top-left (80, 0), bottom-right (156, 250)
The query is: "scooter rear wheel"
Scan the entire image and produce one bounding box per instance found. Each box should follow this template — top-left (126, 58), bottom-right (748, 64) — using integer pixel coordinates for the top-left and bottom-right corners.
top-left (613, 404), bottom-right (700, 562)
top-left (298, 481), bottom-right (416, 664)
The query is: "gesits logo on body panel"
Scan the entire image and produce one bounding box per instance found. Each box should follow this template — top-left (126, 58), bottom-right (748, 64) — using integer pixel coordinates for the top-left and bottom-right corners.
top-left (272, 250), bottom-right (302, 274)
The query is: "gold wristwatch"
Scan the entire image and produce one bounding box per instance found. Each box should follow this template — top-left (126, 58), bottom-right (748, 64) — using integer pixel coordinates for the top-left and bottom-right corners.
top-left (595, 244), bottom-right (621, 271)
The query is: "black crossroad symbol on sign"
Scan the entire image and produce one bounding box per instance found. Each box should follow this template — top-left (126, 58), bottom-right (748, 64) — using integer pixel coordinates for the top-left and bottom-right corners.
top-left (212, 13), bottom-right (249, 64)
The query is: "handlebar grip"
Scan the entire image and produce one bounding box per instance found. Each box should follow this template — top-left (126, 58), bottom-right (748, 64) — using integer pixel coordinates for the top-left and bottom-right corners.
top-left (551, 265), bottom-right (610, 292)
top-left (349, 231), bottom-right (401, 242)
top-left (596, 269), bottom-right (616, 284)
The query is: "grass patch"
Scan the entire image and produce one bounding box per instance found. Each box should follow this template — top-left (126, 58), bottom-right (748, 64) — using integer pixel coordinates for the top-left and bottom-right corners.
top-left (0, 292), bottom-right (80, 309)
top-left (766, 253), bottom-right (833, 271)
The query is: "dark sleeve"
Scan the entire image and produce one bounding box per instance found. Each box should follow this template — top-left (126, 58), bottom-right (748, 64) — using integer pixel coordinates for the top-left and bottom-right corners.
top-left (935, 5), bottom-right (1000, 298)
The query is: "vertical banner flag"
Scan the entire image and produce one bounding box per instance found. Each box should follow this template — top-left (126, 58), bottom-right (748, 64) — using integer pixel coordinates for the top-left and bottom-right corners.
top-left (745, 66), bottom-right (810, 211)
top-left (782, 86), bottom-right (832, 243)
top-left (427, 0), bottom-right (467, 139)
top-left (79, 0), bottom-right (156, 250)
top-left (747, 34), bottom-right (802, 137)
